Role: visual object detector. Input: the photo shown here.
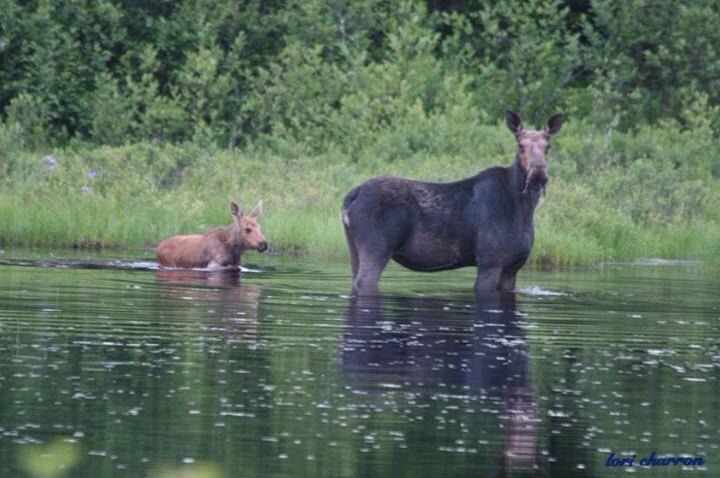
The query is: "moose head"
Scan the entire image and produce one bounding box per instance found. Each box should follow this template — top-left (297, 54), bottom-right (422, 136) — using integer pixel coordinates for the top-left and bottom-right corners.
top-left (505, 111), bottom-right (564, 195)
top-left (230, 200), bottom-right (268, 252)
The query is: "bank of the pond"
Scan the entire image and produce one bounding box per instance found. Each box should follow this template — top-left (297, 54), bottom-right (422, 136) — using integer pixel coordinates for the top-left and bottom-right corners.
top-left (1, 124), bottom-right (718, 265)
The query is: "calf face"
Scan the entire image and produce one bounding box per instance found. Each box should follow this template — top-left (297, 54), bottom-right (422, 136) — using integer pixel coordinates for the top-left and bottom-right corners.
top-left (505, 111), bottom-right (564, 194)
top-left (231, 201), bottom-right (268, 252)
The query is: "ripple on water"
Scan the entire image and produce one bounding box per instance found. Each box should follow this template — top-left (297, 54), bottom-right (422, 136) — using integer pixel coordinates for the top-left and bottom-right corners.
top-left (0, 257), bottom-right (261, 273)
top-left (0, 253), bottom-right (717, 477)
top-left (517, 285), bottom-right (569, 296)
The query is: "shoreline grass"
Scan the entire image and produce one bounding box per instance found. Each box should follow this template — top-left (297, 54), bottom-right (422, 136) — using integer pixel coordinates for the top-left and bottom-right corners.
top-left (1, 123), bottom-right (718, 266)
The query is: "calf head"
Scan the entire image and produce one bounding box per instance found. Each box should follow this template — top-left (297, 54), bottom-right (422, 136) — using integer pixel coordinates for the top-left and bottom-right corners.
top-left (506, 111), bottom-right (564, 194)
top-left (230, 200), bottom-right (268, 252)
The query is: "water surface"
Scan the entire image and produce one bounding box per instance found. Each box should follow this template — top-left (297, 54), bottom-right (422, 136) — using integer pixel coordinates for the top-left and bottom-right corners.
top-left (0, 249), bottom-right (718, 477)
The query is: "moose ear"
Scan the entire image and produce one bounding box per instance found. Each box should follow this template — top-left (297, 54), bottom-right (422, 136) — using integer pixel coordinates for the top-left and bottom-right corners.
top-left (230, 201), bottom-right (242, 217)
top-left (545, 113), bottom-right (564, 135)
top-left (505, 110), bottom-right (523, 135)
top-left (250, 200), bottom-right (262, 218)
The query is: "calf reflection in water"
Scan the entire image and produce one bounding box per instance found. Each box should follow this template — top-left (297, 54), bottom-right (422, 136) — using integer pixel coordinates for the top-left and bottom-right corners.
top-left (154, 269), bottom-right (262, 347)
top-left (340, 292), bottom-right (537, 474)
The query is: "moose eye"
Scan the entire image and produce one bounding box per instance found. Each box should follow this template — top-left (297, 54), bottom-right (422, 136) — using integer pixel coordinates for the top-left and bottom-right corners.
top-left (245, 228), bottom-right (252, 234)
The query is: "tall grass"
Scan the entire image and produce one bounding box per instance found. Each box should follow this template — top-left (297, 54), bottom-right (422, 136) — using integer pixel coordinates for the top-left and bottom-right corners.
top-left (0, 122), bottom-right (718, 265)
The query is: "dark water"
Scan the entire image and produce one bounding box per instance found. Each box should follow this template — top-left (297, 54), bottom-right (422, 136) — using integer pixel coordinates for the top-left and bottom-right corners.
top-left (0, 249), bottom-right (718, 477)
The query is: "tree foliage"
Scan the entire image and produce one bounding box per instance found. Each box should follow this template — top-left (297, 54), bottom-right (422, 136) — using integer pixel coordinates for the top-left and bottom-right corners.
top-left (0, 0), bottom-right (718, 148)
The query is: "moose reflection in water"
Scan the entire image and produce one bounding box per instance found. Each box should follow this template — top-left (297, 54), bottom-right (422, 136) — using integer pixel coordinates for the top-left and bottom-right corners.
top-left (340, 292), bottom-right (538, 474)
top-left (154, 269), bottom-right (262, 347)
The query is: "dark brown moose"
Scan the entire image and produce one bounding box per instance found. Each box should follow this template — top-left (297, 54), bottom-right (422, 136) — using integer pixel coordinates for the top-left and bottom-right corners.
top-left (156, 201), bottom-right (267, 269)
top-left (341, 111), bottom-right (563, 294)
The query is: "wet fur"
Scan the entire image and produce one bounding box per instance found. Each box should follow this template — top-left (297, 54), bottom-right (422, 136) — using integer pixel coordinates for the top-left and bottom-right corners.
top-left (156, 226), bottom-right (244, 269)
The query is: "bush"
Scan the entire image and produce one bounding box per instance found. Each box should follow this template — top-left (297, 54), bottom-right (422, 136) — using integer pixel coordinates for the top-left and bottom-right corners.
top-left (0, 120), bottom-right (717, 265)
top-left (2, 0), bottom-right (719, 147)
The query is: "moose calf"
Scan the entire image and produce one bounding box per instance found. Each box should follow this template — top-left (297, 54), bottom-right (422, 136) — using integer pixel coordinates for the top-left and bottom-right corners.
top-left (156, 201), bottom-right (267, 270)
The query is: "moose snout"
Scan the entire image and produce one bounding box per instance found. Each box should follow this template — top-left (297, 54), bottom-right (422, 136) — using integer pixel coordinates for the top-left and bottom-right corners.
top-left (522, 164), bottom-right (549, 195)
top-left (528, 165), bottom-right (549, 187)
top-left (257, 241), bottom-right (268, 253)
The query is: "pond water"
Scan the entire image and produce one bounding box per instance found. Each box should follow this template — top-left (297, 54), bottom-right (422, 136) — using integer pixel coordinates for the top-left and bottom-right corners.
top-left (0, 249), bottom-right (718, 477)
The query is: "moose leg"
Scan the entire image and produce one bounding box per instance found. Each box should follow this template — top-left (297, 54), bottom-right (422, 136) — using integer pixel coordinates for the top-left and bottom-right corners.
top-left (499, 272), bottom-right (517, 292)
top-left (474, 266), bottom-right (502, 294)
top-left (343, 226), bottom-right (360, 281)
top-left (353, 249), bottom-right (391, 295)
top-left (499, 259), bottom-right (526, 291)
top-left (214, 252), bottom-right (239, 272)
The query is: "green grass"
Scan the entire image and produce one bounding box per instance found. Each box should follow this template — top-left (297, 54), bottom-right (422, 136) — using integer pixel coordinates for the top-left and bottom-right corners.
top-left (0, 123), bottom-right (718, 265)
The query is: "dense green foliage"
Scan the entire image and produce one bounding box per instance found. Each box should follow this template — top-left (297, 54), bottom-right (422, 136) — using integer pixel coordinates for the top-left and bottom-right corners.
top-left (1, 1), bottom-right (718, 263)
top-left (1, 0), bottom-right (719, 147)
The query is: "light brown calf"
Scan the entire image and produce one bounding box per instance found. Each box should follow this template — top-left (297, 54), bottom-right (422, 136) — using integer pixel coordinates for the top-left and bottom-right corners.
top-left (156, 201), bottom-right (267, 269)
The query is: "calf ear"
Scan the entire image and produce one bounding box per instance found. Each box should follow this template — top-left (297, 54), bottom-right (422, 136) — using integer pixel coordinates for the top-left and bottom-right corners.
top-left (250, 200), bottom-right (263, 218)
top-left (505, 110), bottom-right (523, 135)
top-left (230, 201), bottom-right (242, 217)
top-left (545, 113), bottom-right (564, 135)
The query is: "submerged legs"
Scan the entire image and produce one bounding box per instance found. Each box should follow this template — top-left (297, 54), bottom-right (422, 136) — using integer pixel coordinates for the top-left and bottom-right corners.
top-left (474, 266), bottom-right (503, 293)
top-left (499, 272), bottom-right (517, 292)
top-left (352, 249), bottom-right (391, 295)
top-left (344, 228), bottom-right (360, 281)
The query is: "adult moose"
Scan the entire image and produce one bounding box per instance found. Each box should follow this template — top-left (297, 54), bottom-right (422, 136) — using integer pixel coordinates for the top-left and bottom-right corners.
top-left (341, 111), bottom-right (563, 294)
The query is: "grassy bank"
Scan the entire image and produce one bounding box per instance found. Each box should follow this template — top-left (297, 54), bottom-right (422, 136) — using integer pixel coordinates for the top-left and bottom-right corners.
top-left (1, 121), bottom-right (718, 265)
